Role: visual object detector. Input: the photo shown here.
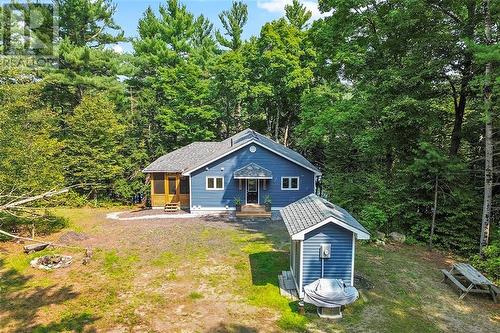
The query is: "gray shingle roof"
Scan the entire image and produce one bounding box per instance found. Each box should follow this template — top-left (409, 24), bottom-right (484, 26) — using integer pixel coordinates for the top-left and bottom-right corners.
top-left (281, 194), bottom-right (370, 238)
top-left (142, 142), bottom-right (222, 173)
top-left (143, 129), bottom-right (321, 174)
top-left (234, 163), bottom-right (272, 179)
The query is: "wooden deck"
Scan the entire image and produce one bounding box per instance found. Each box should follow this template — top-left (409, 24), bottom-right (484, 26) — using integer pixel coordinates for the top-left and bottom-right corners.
top-left (235, 204), bottom-right (271, 218)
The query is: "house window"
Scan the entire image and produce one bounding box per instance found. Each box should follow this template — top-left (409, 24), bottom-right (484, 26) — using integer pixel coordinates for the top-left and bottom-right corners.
top-left (281, 177), bottom-right (299, 190)
top-left (180, 176), bottom-right (189, 194)
top-left (153, 173), bottom-right (165, 194)
top-left (206, 176), bottom-right (224, 190)
top-left (168, 176), bottom-right (177, 195)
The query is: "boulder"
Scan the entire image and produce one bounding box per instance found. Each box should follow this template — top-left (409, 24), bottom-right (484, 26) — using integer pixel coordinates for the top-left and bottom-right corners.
top-left (375, 231), bottom-right (386, 240)
top-left (389, 232), bottom-right (406, 243)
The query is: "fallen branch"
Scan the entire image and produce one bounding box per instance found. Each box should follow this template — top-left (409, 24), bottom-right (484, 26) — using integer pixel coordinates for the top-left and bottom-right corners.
top-left (24, 243), bottom-right (50, 253)
top-left (0, 187), bottom-right (71, 210)
top-left (0, 229), bottom-right (84, 251)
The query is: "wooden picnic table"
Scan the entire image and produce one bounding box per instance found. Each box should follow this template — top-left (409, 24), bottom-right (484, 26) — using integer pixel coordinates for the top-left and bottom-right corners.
top-left (441, 263), bottom-right (499, 303)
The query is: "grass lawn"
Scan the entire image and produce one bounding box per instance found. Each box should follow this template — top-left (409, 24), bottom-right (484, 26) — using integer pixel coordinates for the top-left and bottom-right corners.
top-left (0, 208), bottom-right (498, 332)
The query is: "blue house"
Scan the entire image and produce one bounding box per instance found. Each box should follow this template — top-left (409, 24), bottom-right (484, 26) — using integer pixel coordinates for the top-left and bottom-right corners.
top-left (281, 194), bottom-right (370, 298)
top-left (143, 129), bottom-right (322, 214)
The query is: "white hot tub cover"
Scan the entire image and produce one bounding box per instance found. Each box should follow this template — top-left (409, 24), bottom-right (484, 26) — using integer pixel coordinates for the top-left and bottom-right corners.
top-left (303, 278), bottom-right (359, 307)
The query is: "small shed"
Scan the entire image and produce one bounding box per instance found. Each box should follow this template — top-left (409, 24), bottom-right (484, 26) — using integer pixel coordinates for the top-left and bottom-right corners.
top-left (281, 194), bottom-right (370, 298)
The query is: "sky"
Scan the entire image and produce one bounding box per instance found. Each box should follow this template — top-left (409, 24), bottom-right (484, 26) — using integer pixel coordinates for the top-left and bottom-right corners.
top-left (111, 0), bottom-right (328, 53)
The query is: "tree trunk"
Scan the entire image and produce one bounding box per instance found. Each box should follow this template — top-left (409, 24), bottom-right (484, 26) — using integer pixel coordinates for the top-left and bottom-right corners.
top-left (449, 93), bottom-right (466, 156)
top-left (449, 1), bottom-right (477, 156)
top-left (449, 54), bottom-right (472, 156)
top-left (429, 176), bottom-right (438, 250)
top-left (235, 100), bottom-right (242, 133)
top-left (480, 0), bottom-right (493, 254)
top-left (274, 108), bottom-right (280, 143)
top-left (283, 124), bottom-right (289, 147)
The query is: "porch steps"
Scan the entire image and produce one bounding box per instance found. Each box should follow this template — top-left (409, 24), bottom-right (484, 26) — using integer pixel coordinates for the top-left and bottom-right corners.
top-left (278, 270), bottom-right (298, 300)
top-left (164, 202), bottom-right (180, 212)
top-left (235, 204), bottom-right (271, 218)
top-left (235, 212), bottom-right (272, 217)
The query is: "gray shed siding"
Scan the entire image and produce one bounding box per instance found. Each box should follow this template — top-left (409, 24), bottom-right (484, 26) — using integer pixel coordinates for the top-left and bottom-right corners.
top-left (302, 223), bottom-right (354, 288)
top-left (190, 144), bottom-right (315, 209)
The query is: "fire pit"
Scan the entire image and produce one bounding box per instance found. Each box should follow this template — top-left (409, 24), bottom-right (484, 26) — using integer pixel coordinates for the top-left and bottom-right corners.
top-left (30, 254), bottom-right (73, 270)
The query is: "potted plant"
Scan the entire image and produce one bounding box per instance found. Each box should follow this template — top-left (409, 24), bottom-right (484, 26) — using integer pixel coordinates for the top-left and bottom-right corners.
top-left (234, 197), bottom-right (242, 212)
top-left (264, 195), bottom-right (272, 212)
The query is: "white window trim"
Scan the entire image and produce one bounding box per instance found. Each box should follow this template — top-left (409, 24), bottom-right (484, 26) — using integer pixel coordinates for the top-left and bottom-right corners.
top-left (281, 176), bottom-right (300, 191)
top-left (206, 176), bottom-right (224, 190)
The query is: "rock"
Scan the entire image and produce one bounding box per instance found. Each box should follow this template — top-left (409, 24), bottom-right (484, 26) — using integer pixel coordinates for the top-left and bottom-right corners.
top-left (375, 231), bottom-right (386, 240)
top-left (389, 232), bottom-right (406, 243)
top-left (375, 239), bottom-right (386, 246)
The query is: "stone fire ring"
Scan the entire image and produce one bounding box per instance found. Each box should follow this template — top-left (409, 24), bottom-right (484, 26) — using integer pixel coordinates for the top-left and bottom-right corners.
top-left (30, 255), bottom-right (73, 270)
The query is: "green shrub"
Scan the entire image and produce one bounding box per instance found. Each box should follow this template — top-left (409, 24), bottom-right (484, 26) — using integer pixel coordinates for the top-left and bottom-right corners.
top-left (360, 204), bottom-right (388, 233)
top-left (470, 243), bottom-right (500, 285)
top-left (404, 236), bottom-right (419, 245)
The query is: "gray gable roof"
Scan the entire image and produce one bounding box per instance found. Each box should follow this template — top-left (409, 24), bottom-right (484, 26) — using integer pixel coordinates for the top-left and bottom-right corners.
top-left (234, 163), bottom-right (272, 179)
top-left (281, 194), bottom-right (370, 238)
top-left (143, 129), bottom-right (321, 174)
top-left (142, 142), bottom-right (222, 173)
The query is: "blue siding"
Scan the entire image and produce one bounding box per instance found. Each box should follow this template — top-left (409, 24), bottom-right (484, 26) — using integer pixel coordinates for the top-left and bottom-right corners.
top-left (302, 223), bottom-right (353, 288)
top-left (190, 144), bottom-right (315, 208)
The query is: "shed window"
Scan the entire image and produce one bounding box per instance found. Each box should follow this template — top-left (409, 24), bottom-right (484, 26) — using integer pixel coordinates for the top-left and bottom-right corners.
top-left (168, 177), bottom-right (177, 195)
top-left (180, 177), bottom-right (189, 194)
top-left (281, 177), bottom-right (299, 190)
top-left (153, 173), bottom-right (165, 194)
top-left (206, 176), bottom-right (224, 190)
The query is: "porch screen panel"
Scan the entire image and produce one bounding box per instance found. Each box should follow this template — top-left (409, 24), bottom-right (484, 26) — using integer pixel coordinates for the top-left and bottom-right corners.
top-left (168, 177), bottom-right (177, 194)
top-left (153, 173), bottom-right (165, 194)
top-left (180, 177), bottom-right (189, 194)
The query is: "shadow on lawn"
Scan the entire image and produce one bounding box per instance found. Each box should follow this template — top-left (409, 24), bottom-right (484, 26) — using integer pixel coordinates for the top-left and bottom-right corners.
top-left (248, 251), bottom-right (288, 286)
top-left (0, 258), bottom-right (99, 332)
top-left (205, 323), bottom-right (258, 333)
top-left (218, 216), bottom-right (290, 287)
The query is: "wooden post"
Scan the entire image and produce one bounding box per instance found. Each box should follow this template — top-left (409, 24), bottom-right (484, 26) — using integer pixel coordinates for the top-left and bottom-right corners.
top-left (176, 174), bottom-right (180, 203)
top-left (298, 301), bottom-right (305, 315)
top-left (429, 175), bottom-right (438, 250)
